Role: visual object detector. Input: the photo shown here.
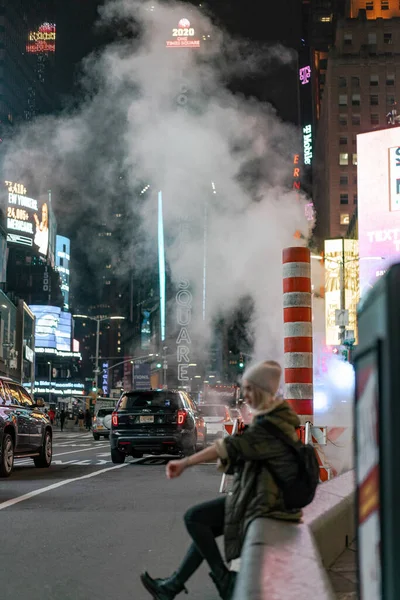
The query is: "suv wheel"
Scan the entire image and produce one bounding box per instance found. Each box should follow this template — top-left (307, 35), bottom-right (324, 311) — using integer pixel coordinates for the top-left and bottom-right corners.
top-left (111, 448), bottom-right (126, 464)
top-left (0, 433), bottom-right (14, 477)
top-left (93, 433), bottom-right (100, 441)
top-left (34, 431), bottom-right (52, 468)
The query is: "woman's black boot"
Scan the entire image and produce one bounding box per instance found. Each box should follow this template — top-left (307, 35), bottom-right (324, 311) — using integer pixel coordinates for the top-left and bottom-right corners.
top-left (140, 571), bottom-right (188, 600)
top-left (209, 570), bottom-right (237, 600)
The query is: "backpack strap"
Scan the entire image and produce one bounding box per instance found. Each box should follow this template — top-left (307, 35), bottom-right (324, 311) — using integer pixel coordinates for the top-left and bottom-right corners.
top-left (258, 418), bottom-right (301, 452)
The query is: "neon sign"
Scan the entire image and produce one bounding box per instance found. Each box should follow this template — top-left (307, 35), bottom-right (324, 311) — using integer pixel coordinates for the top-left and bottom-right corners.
top-left (299, 65), bottom-right (311, 85)
top-left (292, 154), bottom-right (301, 191)
top-left (166, 18), bottom-right (200, 49)
top-left (303, 124), bottom-right (313, 165)
top-left (5, 181), bottom-right (27, 195)
top-left (291, 155), bottom-right (314, 222)
top-left (26, 23), bottom-right (56, 54)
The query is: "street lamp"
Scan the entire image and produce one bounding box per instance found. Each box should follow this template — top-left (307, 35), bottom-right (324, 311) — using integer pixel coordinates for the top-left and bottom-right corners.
top-left (73, 314), bottom-right (125, 389)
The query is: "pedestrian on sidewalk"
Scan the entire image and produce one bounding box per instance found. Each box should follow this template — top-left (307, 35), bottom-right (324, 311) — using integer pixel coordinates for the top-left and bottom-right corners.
top-left (48, 408), bottom-right (55, 425)
top-left (78, 408), bottom-right (85, 430)
top-left (60, 409), bottom-right (66, 432)
top-left (140, 360), bottom-right (303, 600)
top-left (85, 408), bottom-right (92, 431)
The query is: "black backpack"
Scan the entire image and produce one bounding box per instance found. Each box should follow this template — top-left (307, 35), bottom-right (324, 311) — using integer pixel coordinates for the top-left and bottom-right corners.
top-left (260, 420), bottom-right (320, 509)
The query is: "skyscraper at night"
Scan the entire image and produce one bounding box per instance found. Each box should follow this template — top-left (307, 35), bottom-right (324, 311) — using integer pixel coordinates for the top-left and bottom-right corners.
top-left (0, 0), bottom-right (56, 131)
top-left (313, 1), bottom-right (400, 243)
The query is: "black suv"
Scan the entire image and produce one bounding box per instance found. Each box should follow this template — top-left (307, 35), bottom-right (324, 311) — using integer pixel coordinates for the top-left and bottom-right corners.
top-left (0, 377), bottom-right (52, 477)
top-left (110, 389), bottom-right (207, 463)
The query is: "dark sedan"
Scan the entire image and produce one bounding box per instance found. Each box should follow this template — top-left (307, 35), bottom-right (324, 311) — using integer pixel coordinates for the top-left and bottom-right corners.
top-left (110, 389), bottom-right (207, 464)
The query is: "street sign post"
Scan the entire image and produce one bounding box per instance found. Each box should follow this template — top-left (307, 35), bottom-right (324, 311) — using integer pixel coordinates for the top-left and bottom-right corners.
top-left (354, 263), bottom-right (400, 600)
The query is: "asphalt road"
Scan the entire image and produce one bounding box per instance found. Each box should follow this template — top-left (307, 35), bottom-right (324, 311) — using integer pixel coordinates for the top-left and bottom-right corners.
top-left (0, 430), bottom-right (224, 600)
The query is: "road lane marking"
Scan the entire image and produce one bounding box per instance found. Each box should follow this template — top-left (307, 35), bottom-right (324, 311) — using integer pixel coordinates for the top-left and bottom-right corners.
top-left (0, 463), bottom-right (127, 511)
top-left (52, 445), bottom-right (108, 457)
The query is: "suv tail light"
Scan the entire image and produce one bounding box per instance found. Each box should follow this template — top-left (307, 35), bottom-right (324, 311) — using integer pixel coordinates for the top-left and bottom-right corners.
top-left (177, 410), bottom-right (188, 426)
top-left (112, 412), bottom-right (118, 426)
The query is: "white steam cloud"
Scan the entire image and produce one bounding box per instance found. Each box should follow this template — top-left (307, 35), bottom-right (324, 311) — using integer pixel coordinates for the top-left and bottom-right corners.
top-left (3, 0), bottom-right (309, 362)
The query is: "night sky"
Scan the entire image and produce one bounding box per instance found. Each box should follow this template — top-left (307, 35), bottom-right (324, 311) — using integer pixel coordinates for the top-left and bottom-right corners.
top-left (55, 0), bottom-right (302, 122)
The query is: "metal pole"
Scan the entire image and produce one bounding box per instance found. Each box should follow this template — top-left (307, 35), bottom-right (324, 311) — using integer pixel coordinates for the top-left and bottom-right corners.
top-left (6, 309), bottom-right (10, 378)
top-left (95, 318), bottom-right (100, 390)
top-left (48, 362), bottom-right (52, 406)
top-left (339, 239), bottom-right (346, 345)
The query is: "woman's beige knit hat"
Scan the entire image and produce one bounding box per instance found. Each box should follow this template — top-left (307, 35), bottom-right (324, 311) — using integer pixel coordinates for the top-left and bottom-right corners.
top-left (242, 360), bottom-right (282, 396)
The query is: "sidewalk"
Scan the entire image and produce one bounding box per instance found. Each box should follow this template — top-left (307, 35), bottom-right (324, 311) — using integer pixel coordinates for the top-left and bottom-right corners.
top-left (328, 540), bottom-right (358, 599)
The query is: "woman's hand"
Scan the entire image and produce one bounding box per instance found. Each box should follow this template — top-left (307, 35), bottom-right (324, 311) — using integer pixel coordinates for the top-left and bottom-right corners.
top-left (166, 458), bottom-right (187, 479)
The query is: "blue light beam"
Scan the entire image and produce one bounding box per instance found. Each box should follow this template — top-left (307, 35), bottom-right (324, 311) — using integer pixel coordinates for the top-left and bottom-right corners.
top-left (158, 190), bottom-right (166, 342)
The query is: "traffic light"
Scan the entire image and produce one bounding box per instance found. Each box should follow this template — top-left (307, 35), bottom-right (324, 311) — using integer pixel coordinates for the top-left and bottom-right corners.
top-left (156, 362), bottom-right (162, 369)
top-left (92, 386), bottom-right (97, 392)
top-left (238, 361), bottom-right (244, 369)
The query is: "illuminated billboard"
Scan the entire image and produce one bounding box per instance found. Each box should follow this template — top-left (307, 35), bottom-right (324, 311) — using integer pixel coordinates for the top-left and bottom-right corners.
top-left (357, 128), bottom-right (400, 295)
top-left (325, 238), bottom-right (359, 346)
top-left (4, 181), bottom-right (49, 256)
top-left (166, 18), bottom-right (200, 48)
top-left (29, 306), bottom-right (72, 352)
top-left (26, 22), bottom-right (56, 54)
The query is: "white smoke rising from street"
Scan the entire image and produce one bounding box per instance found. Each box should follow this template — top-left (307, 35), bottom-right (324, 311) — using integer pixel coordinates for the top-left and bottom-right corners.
top-left (2, 0), bottom-right (309, 361)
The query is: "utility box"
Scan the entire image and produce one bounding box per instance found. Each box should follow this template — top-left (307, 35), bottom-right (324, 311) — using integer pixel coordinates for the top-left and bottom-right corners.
top-left (354, 263), bottom-right (400, 600)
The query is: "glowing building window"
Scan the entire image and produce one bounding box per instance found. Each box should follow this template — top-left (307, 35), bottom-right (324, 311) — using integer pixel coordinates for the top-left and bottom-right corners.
top-left (340, 214), bottom-right (350, 225)
top-left (352, 153), bottom-right (358, 165)
top-left (320, 15), bottom-right (332, 22)
top-left (339, 94), bottom-right (348, 106)
top-left (339, 153), bottom-right (349, 166)
top-left (381, 0), bottom-right (389, 9)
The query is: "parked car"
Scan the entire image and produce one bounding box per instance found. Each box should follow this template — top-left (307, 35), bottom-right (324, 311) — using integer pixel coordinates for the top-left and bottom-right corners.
top-left (0, 377), bottom-right (52, 477)
top-left (198, 404), bottom-right (231, 439)
top-left (110, 389), bottom-right (207, 464)
top-left (92, 408), bottom-right (113, 440)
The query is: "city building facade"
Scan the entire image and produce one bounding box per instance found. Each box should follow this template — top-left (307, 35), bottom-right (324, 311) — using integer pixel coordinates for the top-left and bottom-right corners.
top-left (0, 0), bottom-right (56, 131)
top-left (313, 6), bottom-right (400, 243)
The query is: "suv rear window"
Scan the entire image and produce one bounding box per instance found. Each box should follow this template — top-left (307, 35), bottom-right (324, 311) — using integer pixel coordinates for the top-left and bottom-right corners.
top-left (97, 409), bottom-right (113, 417)
top-left (118, 391), bottom-right (181, 410)
top-left (201, 405), bottom-right (228, 417)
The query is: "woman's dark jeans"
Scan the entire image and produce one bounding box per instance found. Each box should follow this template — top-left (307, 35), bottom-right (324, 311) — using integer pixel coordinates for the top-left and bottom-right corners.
top-left (175, 496), bottom-right (227, 583)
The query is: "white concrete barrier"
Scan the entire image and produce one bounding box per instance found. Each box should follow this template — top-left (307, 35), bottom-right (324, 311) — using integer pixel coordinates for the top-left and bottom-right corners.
top-left (232, 470), bottom-right (355, 600)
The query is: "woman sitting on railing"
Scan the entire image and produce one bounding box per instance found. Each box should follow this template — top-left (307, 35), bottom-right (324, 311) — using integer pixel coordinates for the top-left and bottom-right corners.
top-left (140, 360), bottom-right (302, 600)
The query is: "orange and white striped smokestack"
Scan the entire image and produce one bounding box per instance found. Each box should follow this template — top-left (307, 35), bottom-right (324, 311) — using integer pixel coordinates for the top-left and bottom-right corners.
top-left (282, 247), bottom-right (313, 421)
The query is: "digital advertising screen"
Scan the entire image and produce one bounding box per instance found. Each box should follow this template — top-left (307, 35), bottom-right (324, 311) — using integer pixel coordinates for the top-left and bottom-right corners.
top-left (166, 18), bottom-right (201, 48)
top-left (29, 305), bottom-right (72, 351)
top-left (357, 129), bottom-right (400, 295)
top-left (4, 180), bottom-right (49, 257)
